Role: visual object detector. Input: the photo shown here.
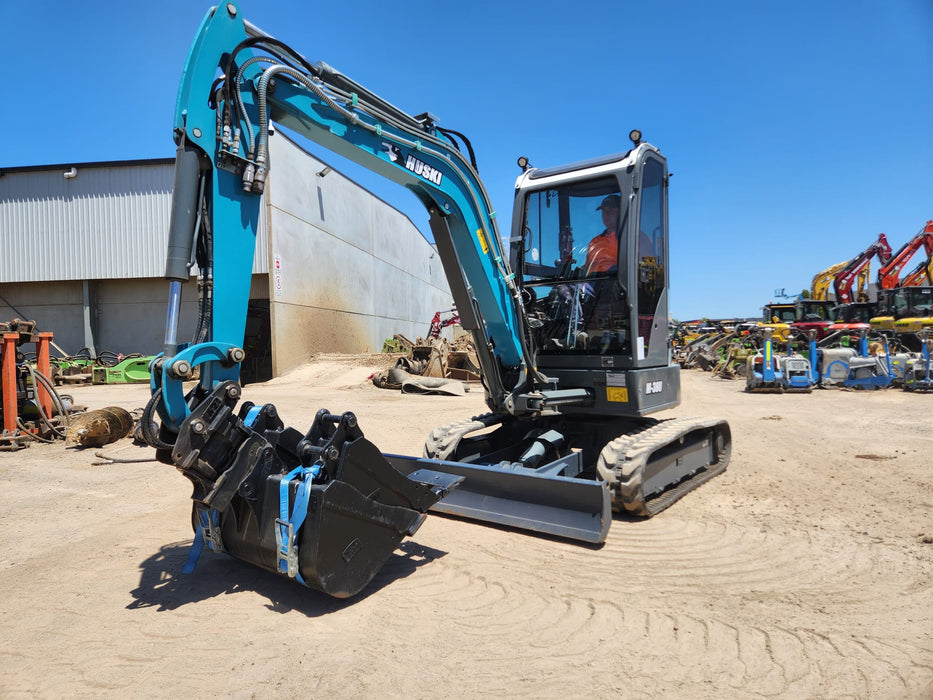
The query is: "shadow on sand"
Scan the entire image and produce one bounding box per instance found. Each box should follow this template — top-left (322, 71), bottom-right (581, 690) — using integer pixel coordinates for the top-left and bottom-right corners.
top-left (127, 538), bottom-right (448, 616)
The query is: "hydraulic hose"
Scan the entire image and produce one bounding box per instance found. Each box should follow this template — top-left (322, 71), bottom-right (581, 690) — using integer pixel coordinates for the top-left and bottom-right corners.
top-left (23, 364), bottom-right (70, 439)
top-left (16, 418), bottom-right (55, 443)
top-left (141, 387), bottom-right (176, 451)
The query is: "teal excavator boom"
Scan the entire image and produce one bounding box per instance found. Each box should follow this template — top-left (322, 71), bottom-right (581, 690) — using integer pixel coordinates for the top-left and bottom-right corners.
top-left (145, 3), bottom-right (731, 598)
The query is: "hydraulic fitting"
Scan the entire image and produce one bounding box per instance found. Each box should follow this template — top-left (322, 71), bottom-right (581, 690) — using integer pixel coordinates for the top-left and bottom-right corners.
top-left (241, 163), bottom-right (256, 192)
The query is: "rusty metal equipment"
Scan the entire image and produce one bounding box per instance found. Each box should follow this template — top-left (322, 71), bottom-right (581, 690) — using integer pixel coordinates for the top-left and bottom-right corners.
top-left (1, 319), bottom-right (66, 450)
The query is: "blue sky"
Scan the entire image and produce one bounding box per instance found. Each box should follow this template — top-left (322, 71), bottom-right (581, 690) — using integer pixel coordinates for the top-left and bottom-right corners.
top-left (3, 0), bottom-right (931, 321)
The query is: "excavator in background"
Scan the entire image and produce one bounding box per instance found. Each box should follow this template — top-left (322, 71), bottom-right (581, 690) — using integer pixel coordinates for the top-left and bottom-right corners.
top-left (867, 287), bottom-right (933, 355)
top-left (809, 233), bottom-right (892, 303)
top-left (426, 309), bottom-right (461, 340)
top-left (891, 287), bottom-right (933, 336)
top-left (828, 301), bottom-right (875, 334)
top-left (899, 251), bottom-right (933, 288)
top-left (869, 223), bottom-right (933, 337)
top-left (832, 233), bottom-right (892, 304)
top-left (822, 234), bottom-right (891, 333)
top-left (143, 4), bottom-right (731, 598)
top-left (762, 300), bottom-right (834, 342)
top-left (877, 221), bottom-right (933, 291)
top-left (811, 261), bottom-right (847, 302)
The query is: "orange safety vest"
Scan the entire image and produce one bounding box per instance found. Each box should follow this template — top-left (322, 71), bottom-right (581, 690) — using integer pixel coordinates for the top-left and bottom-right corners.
top-left (585, 230), bottom-right (618, 273)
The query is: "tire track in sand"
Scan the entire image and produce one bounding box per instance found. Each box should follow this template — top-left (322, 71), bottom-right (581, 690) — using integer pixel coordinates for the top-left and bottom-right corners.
top-left (377, 516), bottom-right (933, 698)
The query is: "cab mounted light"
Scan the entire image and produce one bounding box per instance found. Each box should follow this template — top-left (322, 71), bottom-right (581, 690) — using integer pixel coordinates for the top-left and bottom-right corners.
top-left (629, 129), bottom-right (642, 145)
top-left (517, 156), bottom-right (531, 172)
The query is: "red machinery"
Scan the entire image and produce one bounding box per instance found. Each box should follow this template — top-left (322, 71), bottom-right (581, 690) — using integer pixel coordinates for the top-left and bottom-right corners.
top-left (900, 250), bottom-right (933, 288)
top-left (877, 221), bottom-right (933, 290)
top-left (832, 233), bottom-right (892, 304)
top-left (1, 320), bottom-right (57, 450)
top-left (427, 308), bottom-right (461, 340)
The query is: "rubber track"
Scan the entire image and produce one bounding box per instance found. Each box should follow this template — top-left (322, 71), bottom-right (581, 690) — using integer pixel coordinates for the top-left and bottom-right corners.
top-left (424, 413), bottom-right (500, 461)
top-left (597, 416), bottom-right (731, 517)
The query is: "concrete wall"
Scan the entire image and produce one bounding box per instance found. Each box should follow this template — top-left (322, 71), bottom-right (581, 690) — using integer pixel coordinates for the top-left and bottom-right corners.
top-left (0, 275), bottom-right (267, 356)
top-left (266, 135), bottom-right (452, 375)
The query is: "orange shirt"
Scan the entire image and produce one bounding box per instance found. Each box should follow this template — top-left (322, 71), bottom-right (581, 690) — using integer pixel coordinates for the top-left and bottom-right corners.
top-left (585, 230), bottom-right (618, 273)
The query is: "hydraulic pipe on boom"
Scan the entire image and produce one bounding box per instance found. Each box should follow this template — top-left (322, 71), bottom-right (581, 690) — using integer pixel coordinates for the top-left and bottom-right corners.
top-left (145, 3), bottom-right (731, 597)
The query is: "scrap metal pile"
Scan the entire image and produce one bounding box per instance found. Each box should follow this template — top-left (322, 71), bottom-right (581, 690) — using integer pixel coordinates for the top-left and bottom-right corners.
top-left (375, 332), bottom-right (481, 395)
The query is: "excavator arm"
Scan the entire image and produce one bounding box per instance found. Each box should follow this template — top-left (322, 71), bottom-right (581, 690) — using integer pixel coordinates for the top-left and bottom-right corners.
top-left (811, 261), bottom-right (847, 301)
top-left (901, 252), bottom-right (933, 287)
top-left (158, 4), bottom-right (542, 432)
top-left (145, 4), bottom-right (612, 597)
top-left (877, 221), bottom-right (933, 290)
top-left (832, 233), bottom-right (892, 304)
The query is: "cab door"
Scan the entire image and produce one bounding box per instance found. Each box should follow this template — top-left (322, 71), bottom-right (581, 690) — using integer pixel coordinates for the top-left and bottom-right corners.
top-left (629, 151), bottom-right (669, 367)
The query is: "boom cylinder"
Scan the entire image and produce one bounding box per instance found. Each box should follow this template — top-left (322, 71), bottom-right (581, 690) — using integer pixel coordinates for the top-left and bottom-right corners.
top-left (164, 144), bottom-right (203, 282)
top-left (162, 144), bottom-right (203, 358)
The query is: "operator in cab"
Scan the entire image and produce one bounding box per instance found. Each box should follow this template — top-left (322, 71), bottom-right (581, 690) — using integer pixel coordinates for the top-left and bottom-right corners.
top-left (584, 194), bottom-right (621, 275)
top-left (584, 193), bottom-right (656, 276)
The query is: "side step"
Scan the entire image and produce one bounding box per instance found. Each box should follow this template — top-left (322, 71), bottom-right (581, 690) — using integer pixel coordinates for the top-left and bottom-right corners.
top-left (386, 454), bottom-right (612, 544)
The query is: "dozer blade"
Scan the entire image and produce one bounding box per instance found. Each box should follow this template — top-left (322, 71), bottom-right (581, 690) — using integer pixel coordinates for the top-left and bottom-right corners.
top-left (386, 454), bottom-right (612, 544)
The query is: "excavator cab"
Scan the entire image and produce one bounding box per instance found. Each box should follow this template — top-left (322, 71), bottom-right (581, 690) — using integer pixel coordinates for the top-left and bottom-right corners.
top-left (510, 143), bottom-right (678, 417)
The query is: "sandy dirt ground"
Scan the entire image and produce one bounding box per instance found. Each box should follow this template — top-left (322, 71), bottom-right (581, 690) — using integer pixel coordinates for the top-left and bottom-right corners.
top-left (1, 355), bottom-right (931, 699)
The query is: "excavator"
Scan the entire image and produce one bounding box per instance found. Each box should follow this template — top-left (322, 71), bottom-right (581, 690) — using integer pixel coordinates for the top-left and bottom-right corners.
top-left (811, 262), bottom-right (847, 302)
top-left (832, 233), bottom-right (892, 305)
top-left (870, 221), bottom-right (933, 334)
top-left (876, 221), bottom-right (933, 291)
top-left (899, 250), bottom-right (933, 288)
top-left (809, 233), bottom-right (891, 303)
top-left (143, 3), bottom-right (731, 598)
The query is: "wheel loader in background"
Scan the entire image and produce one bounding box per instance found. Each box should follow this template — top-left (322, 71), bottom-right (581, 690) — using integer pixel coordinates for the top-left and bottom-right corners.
top-left (144, 3), bottom-right (731, 598)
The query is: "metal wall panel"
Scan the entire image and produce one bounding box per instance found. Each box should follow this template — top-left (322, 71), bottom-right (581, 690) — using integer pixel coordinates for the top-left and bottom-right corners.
top-left (0, 161), bottom-right (268, 283)
top-left (266, 133), bottom-right (453, 373)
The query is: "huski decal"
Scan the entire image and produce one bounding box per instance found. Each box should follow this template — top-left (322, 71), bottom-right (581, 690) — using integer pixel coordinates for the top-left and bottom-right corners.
top-left (405, 154), bottom-right (443, 185)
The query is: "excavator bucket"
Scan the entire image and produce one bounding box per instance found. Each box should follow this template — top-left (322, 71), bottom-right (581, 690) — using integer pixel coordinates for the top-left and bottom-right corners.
top-left (167, 382), bottom-right (461, 598)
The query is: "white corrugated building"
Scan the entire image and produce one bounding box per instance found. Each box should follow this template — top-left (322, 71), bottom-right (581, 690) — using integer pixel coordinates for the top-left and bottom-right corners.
top-left (0, 133), bottom-right (451, 380)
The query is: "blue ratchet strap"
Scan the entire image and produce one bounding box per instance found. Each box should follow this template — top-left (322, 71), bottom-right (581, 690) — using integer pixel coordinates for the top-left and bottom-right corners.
top-left (182, 506), bottom-right (222, 574)
top-left (243, 405), bottom-right (263, 427)
top-left (275, 463), bottom-right (322, 586)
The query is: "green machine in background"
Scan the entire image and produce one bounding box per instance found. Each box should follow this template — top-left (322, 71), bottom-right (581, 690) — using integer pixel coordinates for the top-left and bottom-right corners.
top-left (92, 355), bottom-right (156, 385)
